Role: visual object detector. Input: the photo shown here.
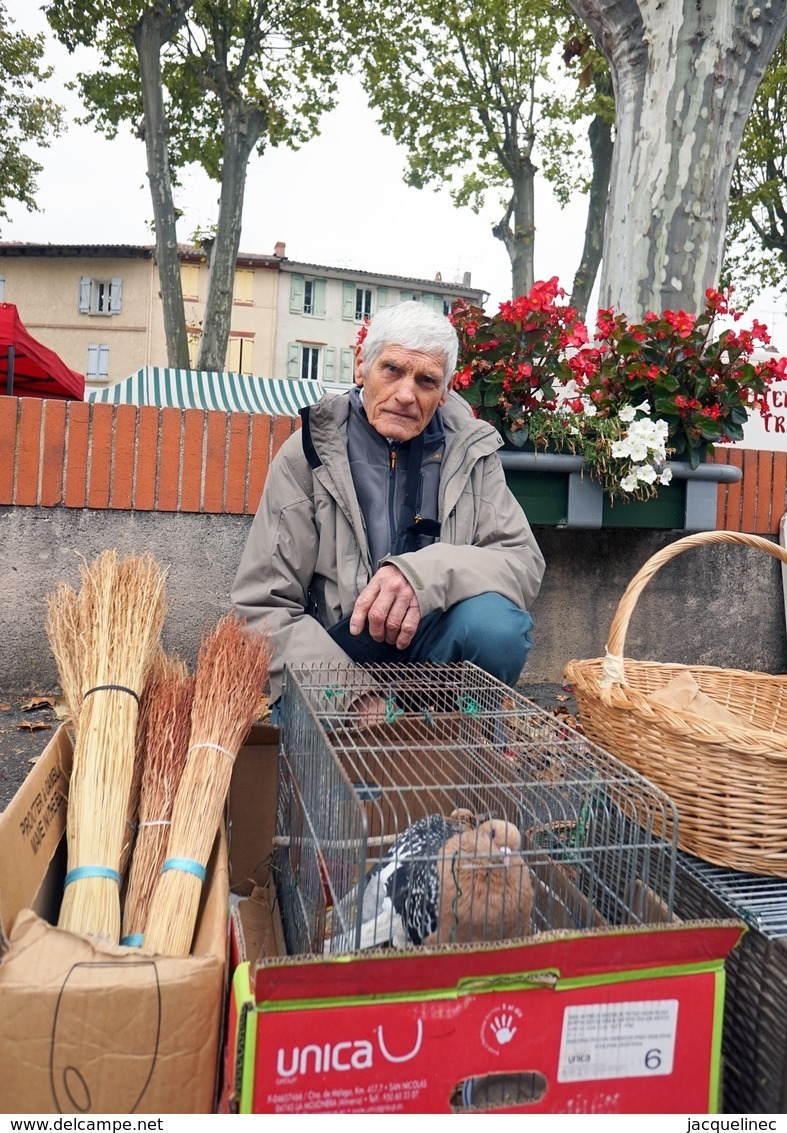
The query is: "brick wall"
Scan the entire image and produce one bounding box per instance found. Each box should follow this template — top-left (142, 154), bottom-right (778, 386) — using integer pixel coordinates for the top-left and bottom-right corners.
top-left (0, 396), bottom-right (300, 516)
top-left (2, 395), bottom-right (786, 532)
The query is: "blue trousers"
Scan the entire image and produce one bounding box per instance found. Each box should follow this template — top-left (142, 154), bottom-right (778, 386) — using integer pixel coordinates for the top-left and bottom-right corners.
top-left (270, 593), bottom-right (534, 721)
top-left (406, 592), bottom-right (533, 687)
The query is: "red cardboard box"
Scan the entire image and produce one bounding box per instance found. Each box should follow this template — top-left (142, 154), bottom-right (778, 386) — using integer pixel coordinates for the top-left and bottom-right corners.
top-left (223, 724), bottom-right (745, 1115)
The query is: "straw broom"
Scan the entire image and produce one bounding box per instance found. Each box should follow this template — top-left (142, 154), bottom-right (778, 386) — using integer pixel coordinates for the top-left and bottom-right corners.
top-left (120, 655), bottom-right (193, 944)
top-left (119, 646), bottom-right (169, 882)
top-left (46, 581), bottom-right (84, 730)
top-left (53, 551), bottom-right (167, 942)
top-left (143, 614), bottom-right (271, 956)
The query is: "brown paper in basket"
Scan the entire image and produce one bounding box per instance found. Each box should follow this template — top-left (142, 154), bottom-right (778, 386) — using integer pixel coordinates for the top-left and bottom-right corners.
top-left (646, 671), bottom-right (746, 725)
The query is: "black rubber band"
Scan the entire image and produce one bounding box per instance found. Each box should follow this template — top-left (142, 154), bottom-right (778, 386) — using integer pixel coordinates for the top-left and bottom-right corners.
top-left (83, 683), bottom-right (140, 703)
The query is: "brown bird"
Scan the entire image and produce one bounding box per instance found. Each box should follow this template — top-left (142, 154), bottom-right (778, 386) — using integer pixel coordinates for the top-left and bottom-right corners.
top-left (425, 818), bottom-right (533, 946)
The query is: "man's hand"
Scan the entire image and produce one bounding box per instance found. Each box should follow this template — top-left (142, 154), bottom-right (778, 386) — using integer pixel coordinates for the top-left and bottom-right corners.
top-left (350, 565), bottom-right (420, 649)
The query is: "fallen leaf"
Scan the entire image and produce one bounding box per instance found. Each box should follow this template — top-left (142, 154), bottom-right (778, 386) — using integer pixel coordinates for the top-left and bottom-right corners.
top-left (0, 704), bottom-right (10, 711)
top-left (21, 697), bottom-right (56, 712)
top-left (555, 693), bottom-right (571, 702)
top-left (28, 755), bottom-right (41, 765)
top-left (18, 721), bottom-right (52, 733)
top-left (54, 699), bottom-right (73, 722)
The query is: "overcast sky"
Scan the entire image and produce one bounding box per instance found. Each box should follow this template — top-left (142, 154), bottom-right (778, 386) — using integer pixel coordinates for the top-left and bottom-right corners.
top-left (7, 2), bottom-right (787, 346)
top-left (6, 1), bottom-right (592, 314)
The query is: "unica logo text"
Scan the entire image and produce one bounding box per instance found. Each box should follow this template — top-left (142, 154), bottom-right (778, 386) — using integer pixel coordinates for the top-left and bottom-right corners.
top-left (276, 1021), bottom-right (424, 1079)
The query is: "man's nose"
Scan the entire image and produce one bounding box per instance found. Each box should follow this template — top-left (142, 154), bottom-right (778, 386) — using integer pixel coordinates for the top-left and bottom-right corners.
top-left (395, 377), bottom-right (417, 402)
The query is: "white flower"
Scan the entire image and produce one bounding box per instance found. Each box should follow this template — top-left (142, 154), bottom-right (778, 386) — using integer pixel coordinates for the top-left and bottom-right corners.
top-left (583, 402), bottom-right (598, 418)
top-left (628, 439), bottom-right (651, 462)
top-left (611, 439), bottom-right (632, 458)
top-left (620, 472), bottom-right (639, 492)
top-left (634, 463), bottom-right (658, 485)
top-left (633, 399), bottom-right (651, 415)
top-left (658, 466), bottom-right (673, 485)
top-left (618, 404), bottom-right (637, 423)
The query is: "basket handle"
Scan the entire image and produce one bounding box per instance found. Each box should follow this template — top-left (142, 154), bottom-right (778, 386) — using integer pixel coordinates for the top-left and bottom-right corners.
top-left (601, 530), bottom-right (787, 687)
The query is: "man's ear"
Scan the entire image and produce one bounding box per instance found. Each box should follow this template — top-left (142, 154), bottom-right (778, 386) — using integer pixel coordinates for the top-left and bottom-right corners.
top-left (439, 389), bottom-right (449, 407)
top-left (353, 345), bottom-right (364, 387)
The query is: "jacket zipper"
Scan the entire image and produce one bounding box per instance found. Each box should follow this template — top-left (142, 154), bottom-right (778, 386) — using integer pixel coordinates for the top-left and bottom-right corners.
top-left (388, 444), bottom-right (398, 554)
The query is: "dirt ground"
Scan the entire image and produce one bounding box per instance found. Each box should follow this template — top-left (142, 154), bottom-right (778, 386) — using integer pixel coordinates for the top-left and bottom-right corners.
top-left (0, 680), bottom-right (579, 813)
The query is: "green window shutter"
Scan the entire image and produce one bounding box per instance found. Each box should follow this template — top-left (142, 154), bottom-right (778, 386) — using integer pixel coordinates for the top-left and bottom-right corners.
top-left (323, 346), bottom-right (336, 382)
top-left (313, 278), bottom-right (326, 318)
top-left (287, 342), bottom-right (300, 379)
top-left (290, 274), bottom-right (304, 314)
top-left (340, 347), bottom-right (353, 385)
top-left (376, 286), bottom-right (389, 308)
top-left (400, 290), bottom-right (418, 303)
top-left (422, 292), bottom-right (442, 313)
top-left (342, 282), bottom-right (355, 320)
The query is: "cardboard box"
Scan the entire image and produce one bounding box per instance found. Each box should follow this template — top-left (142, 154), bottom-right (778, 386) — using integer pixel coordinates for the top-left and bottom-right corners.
top-left (0, 725), bottom-right (229, 1114)
top-left (222, 725), bottom-right (745, 1115)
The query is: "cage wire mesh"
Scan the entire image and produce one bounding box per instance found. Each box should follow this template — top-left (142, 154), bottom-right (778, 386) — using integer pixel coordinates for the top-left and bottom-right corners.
top-left (275, 661), bottom-right (678, 957)
top-left (674, 853), bottom-right (787, 1114)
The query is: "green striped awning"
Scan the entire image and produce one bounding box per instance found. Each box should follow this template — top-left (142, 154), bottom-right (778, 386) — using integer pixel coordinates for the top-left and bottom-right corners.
top-left (85, 366), bottom-right (324, 416)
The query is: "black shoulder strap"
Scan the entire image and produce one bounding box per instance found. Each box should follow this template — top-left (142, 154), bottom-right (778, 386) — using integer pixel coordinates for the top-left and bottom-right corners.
top-left (393, 431), bottom-right (441, 554)
top-left (299, 405), bottom-right (322, 470)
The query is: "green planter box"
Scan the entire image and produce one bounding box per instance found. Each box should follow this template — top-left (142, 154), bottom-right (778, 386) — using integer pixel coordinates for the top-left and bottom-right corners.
top-left (499, 451), bottom-right (741, 531)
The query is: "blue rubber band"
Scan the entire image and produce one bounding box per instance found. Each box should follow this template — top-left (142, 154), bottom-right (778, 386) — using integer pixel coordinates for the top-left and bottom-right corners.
top-left (64, 865), bottom-right (120, 888)
top-left (162, 856), bottom-right (207, 882)
top-left (121, 934), bottom-right (144, 947)
top-left (384, 696), bottom-right (405, 724)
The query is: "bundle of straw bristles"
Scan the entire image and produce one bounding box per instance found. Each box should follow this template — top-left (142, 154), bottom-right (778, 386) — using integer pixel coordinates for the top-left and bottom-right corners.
top-left (46, 549), bottom-right (271, 956)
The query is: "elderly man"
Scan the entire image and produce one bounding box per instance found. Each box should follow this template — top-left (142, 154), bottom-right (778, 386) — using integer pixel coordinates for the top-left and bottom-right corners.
top-left (231, 301), bottom-right (545, 716)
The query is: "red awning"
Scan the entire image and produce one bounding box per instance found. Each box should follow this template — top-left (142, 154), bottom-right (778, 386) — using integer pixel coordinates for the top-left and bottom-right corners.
top-left (0, 303), bottom-right (84, 401)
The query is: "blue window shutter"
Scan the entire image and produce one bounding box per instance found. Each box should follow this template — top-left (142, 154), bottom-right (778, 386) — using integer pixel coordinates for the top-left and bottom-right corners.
top-left (110, 277), bottom-right (123, 314)
top-left (342, 282), bottom-right (355, 320)
top-left (290, 274), bottom-right (304, 314)
top-left (79, 277), bottom-right (91, 313)
top-left (377, 286), bottom-right (389, 308)
top-left (323, 346), bottom-right (335, 381)
top-left (86, 343), bottom-right (99, 378)
top-left (340, 348), bottom-right (353, 385)
top-left (287, 342), bottom-right (300, 379)
top-left (98, 345), bottom-right (110, 378)
top-left (313, 278), bottom-right (326, 318)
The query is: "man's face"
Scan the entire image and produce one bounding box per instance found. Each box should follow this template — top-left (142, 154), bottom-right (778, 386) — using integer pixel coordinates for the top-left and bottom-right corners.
top-left (355, 343), bottom-right (448, 443)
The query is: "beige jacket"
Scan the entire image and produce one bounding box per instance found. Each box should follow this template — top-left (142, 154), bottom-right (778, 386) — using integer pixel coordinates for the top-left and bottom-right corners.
top-left (231, 390), bottom-right (545, 703)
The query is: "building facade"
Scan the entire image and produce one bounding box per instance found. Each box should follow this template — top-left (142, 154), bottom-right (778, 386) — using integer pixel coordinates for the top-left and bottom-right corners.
top-left (0, 241), bottom-right (486, 393)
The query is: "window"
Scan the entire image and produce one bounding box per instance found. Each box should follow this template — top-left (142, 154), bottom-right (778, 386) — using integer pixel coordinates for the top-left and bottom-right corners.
top-left (79, 276), bottom-right (122, 315)
top-left (301, 345), bottom-right (320, 382)
top-left (86, 344), bottom-right (109, 381)
top-left (287, 342), bottom-right (327, 382)
top-left (290, 274), bottom-right (325, 317)
top-left (355, 287), bottom-right (373, 322)
top-left (181, 264), bottom-right (200, 301)
top-left (342, 281), bottom-right (378, 321)
top-left (228, 335), bottom-right (254, 375)
top-left (233, 269), bottom-right (254, 305)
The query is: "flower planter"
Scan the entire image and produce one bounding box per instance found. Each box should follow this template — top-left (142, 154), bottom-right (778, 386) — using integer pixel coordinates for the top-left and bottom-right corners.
top-left (499, 451), bottom-right (742, 531)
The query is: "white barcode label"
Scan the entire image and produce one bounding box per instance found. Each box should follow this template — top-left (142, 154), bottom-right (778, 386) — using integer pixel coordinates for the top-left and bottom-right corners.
top-left (557, 999), bottom-right (678, 1082)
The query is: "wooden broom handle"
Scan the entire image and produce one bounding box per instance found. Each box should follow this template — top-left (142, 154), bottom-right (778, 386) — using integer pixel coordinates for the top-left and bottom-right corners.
top-left (605, 530), bottom-right (787, 664)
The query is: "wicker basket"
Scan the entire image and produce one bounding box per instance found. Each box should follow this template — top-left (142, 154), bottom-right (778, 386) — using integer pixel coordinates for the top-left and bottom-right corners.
top-left (564, 530), bottom-right (787, 878)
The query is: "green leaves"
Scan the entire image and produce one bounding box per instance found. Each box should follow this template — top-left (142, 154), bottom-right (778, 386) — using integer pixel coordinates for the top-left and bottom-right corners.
top-left (0, 2), bottom-right (64, 224)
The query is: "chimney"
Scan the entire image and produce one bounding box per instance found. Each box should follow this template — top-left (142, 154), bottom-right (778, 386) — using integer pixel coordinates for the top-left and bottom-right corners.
top-left (274, 241), bottom-right (286, 258)
top-left (434, 271), bottom-right (442, 282)
top-left (462, 271), bottom-right (472, 287)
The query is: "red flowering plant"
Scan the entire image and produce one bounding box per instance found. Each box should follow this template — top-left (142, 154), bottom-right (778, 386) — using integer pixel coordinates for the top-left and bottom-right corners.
top-left (573, 288), bottom-right (786, 468)
top-left (450, 280), bottom-right (786, 500)
top-left (449, 277), bottom-right (588, 447)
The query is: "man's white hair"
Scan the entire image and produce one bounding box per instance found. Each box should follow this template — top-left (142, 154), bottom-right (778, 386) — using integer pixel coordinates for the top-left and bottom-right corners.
top-left (361, 301), bottom-right (459, 391)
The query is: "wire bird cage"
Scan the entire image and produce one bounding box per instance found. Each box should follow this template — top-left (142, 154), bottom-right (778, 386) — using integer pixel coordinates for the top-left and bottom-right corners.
top-left (275, 661), bottom-right (678, 957)
top-left (674, 854), bottom-right (787, 1114)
